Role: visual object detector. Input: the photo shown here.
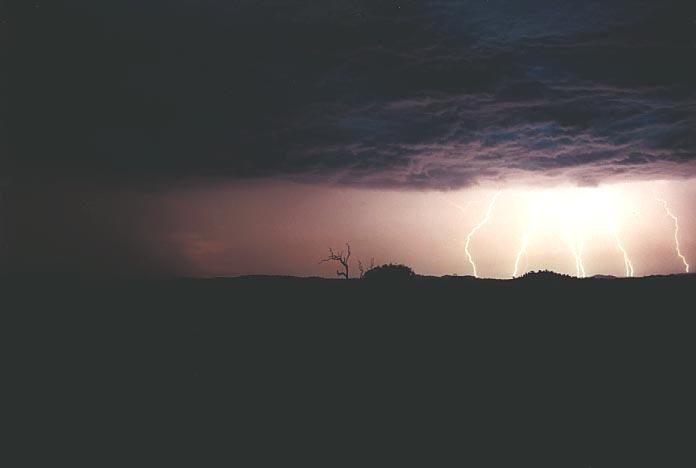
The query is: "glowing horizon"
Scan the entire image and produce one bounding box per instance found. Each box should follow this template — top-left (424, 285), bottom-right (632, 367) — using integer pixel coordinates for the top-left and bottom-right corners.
top-left (144, 178), bottom-right (696, 279)
top-left (5, 177), bottom-right (694, 278)
top-left (455, 182), bottom-right (689, 279)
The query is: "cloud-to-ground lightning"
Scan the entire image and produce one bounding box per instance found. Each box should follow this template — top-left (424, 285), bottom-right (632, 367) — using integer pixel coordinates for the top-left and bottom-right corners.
top-left (464, 191), bottom-right (501, 278)
top-left (611, 229), bottom-right (634, 277)
top-left (600, 189), bottom-right (634, 277)
top-left (569, 238), bottom-right (586, 278)
top-left (512, 197), bottom-right (543, 278)
top-left (447, 184), bottom-right (692, 279)
top-left (657, 198), bottom-right (690, 273)
top-left (562, 204), bottom-right (587, 278)
top-left (512, 222), bottom-right (533, 278)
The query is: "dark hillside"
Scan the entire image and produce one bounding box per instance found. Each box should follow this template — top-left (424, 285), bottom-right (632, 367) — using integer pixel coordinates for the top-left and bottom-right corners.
top-left (3, 274), bottom-right (695, 466)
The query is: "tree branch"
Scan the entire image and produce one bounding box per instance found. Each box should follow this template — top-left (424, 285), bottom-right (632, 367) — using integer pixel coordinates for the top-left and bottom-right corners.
top-left (320, 243), bottom-right (352, 279)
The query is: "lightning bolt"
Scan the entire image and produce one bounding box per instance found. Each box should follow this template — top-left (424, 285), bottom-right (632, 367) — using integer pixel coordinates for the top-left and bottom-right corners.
top-left (612, 229), bottom-right (634, 277)
top-left (601, 189), bottom-right (634, 278)
top-left (569, 238), bottom-right (586, 278)
top-left (657, 198), bottom-right (690, 273)
top-left (562, 208), bottom-right (586, 278)
top-left (512, 197), bottom-right (542, 278)
top-left (464, 191), bottom-right (501, 278)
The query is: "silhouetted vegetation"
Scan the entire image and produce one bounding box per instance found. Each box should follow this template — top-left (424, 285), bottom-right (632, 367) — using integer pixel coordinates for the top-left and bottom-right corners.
top-left (319, 243), bottom-right (352, 279)
top-left (362, 263), bottom-right (415, 281)
top-left (517, 269), bottom-right (573, 280)
top-left (358, 257), bottom-right (375, 278)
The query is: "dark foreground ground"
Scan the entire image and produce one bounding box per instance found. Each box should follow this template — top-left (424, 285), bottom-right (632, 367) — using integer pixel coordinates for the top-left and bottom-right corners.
top-left (3, 273), bottom-right (696, 466)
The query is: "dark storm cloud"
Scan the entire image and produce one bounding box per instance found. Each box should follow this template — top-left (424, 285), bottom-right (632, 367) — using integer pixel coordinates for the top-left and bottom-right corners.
top-left (5, 0), bottom-right (696, 188)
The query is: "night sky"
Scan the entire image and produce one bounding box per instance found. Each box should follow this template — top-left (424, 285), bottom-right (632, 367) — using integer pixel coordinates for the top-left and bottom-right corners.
top-left (3, 1), bottom-right (696, 277)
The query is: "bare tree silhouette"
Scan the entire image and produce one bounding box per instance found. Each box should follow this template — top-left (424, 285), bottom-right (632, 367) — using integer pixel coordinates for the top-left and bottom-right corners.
top-left (358, 257), bottom-right (375, 278)
top-left (320, 243), bottom-right (352, 279)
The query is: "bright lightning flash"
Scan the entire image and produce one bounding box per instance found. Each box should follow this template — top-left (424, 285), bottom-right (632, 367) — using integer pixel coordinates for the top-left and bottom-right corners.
top-left (612, 230), bottom-right (635, 277)
top-left (464, 191), bottom-right (501, 278)
top-left (510, 187), bottom-right (636, 278)
top-left (657, 198), bottom-right (690, 273)
top-left (451, 182), bottom-right (690, 278)
top-left (568, 236), bottom-right (586, 278)
top-left (512, 196), bottom-right (542, 278)
top-left (605, 191), bottom-right (634, 277)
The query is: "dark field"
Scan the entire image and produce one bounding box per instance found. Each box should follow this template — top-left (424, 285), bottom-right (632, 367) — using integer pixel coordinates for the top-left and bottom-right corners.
top-left (4, 273), bottom-right (696, 466)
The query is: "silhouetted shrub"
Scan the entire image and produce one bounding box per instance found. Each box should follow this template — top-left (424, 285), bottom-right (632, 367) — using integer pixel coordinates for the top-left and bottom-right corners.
top-left (518, 270), bottom-right (572, 280)
top-left (362, 263), bottom-right (415, 281)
